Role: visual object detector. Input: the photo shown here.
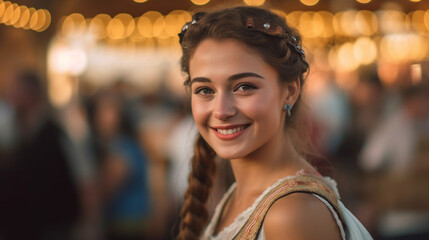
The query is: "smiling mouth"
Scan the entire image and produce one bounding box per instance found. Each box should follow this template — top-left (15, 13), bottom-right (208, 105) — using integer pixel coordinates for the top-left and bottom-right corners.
top-left (213, 124), bottom-right (250, 135)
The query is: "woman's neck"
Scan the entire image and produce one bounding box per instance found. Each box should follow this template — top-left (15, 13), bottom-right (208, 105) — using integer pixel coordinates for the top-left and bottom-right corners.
top-left (230, 133), bottom-right (314, 198)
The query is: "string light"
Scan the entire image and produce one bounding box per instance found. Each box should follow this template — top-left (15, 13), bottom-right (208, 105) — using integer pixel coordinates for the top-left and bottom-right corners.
top-left (0, 1), bottom-right (51, 31)
top-left (300, 0), bottom-right (319, 7)
top-left (243, 0), bottom-right (265, 6)
top-left (54, 7), bottom-right (429, 68)
top-left (356, 0), bottom-right (371, 3)
top-left (0, 1), bottom-right (6, 19)
top-left (9, 3), bottom-right (21, 26)
top-left (190, 0), bottom-right (210, 5)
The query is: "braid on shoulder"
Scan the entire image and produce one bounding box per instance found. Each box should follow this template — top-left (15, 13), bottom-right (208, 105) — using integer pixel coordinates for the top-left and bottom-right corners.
top-left (177, 134), bottom-right (216, 240)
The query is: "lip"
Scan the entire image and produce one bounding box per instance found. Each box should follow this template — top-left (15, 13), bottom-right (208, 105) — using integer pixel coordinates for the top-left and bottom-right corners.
top-left (210, 124), bottom-right (251, 140)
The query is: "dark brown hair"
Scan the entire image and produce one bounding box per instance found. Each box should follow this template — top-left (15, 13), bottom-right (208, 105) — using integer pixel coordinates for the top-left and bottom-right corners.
top-left (177, 6), bottom-right (310, 239)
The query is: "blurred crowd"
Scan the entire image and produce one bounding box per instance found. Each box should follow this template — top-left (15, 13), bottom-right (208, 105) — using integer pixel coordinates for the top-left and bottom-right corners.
top-left (0, 63), bottom-right (428, 240)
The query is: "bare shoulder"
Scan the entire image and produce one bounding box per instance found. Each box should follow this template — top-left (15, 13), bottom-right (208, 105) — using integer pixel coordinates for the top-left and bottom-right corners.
top-left (263, 193), bottom-right (342, 240)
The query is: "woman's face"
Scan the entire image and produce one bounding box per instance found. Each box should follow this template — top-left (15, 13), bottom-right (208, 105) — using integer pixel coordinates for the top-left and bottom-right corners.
top-left (189, 38), bottom-right (289, 159)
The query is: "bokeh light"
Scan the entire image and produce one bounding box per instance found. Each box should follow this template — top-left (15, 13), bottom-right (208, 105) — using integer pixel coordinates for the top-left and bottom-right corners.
top-left (353, 37), bottom-right (377, 65)
top-left (190, 0), bottom-right (210, 5)
top-left (9, 3), bottom-right (21, 26)
top-left (62, 13), bottom-right (86, 37)
top-left (300, 0), bottom-right (319, 7)
top-left (243, 0), bottom-right (265, 6)
top-left (356, 10), bottom-right (378, 36)
top-left (356, 0), bottom-right (371, 3)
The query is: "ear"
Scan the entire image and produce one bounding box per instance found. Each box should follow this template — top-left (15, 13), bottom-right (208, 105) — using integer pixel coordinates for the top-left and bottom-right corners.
top-left (281, 78), bottom-right (301, 106)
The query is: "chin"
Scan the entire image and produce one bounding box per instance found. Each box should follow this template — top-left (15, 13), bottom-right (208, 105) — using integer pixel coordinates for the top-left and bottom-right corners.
top-left (211, 146), bottom-right (249, 160)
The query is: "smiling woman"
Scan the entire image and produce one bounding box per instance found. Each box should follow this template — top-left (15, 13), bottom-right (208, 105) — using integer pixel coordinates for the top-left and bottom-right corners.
top-left (176, 6), bottom-right (372, 240)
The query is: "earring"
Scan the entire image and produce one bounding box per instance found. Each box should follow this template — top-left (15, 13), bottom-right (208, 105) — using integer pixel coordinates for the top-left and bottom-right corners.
top-left (284, 104), bottom-right (292, 117)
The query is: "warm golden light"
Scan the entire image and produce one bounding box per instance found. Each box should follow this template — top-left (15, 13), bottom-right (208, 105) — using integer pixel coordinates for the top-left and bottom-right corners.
top-left (318, 11), bottom-right (334, 38)
top-left (356, 10), bottom-right (378, 36)
top-left (23, 7), bottom-right (35, 29)
top-left (379, 34), bottom-right (426, 62)
top-left (353, 37), bottom-right (377, 65)
top-left (409, 0), bottom-right (421, 2)
top-left (0, 1), bottom-right (6, 19)
top-left (379, 10), bottom-right (406, 33)
top-left (165, 10), bottom-right (191, 37)
top-left (300, 0), bottom-right (319, 6)
top-left (312, 12), bottom-right (325, 37)
top-left (62, 13), bottom-right (86, 37)
top-left (332, 12), bottom-right (344, 36)
top-left (138, 11), bottom-right (164, 37)
top-left (286, 11), bottom-right (302, 28)
top-left (152, 15), bottom-right (166, 37)
top-left (134, 0), bottom-right (148, 2)
top-left (37, 9), bottom-right (50, 31)
top-left (29, 8), bottom-right (38, 29)
top-left (107, 18), bottom-right (124, 40)
top-left (137, 16), bottom-right (152, 37)
top-left (411, 10), bottom-right (426, 32)
top-left (424, 10), bottom-right (429, 32)
top-left (341, 10), bottom-right (358, 36)
top-left (299, 12), bottom-right (315, 38)
top-left (9, 3), bottom-right (21, 26)
top-left (1, 3), bottom-right (15, 24)
top-left (31, 9), bottom-right (46, 31)
top-left (16, 6), bottom-right (29, 28)
top-left (356, 0), bottom-right (371, 3)
top-left (115, 13), bottom-right (135, 38)
top-left (243, 0), bottom-right (265, 6)
top-left (91, 14), bottom-right (111, 39)
top-left (190, 0), bottom-right (210, 5)
top-left (337, 43), bottom-right (359, 71)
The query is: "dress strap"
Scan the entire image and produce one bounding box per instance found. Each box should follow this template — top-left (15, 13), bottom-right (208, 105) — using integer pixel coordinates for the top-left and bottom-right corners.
top-left (233, 174), bottom-right (345, 240)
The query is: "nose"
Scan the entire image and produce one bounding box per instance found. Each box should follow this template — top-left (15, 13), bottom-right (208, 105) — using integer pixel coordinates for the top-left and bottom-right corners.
top-left (213, 92), bottom-right (236, 120)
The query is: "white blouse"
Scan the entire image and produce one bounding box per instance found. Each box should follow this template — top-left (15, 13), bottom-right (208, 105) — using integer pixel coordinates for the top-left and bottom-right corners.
top-left (202, 172), bottom-right (373, 240)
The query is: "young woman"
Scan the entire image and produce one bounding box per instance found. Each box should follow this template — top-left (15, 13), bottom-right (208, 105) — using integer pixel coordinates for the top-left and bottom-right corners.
top-left (176, 6), bottom-right (372, 240)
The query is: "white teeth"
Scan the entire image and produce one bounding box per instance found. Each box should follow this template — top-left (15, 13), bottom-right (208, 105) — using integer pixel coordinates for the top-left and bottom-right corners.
top-left (216, 126), bottom-right (245, 135)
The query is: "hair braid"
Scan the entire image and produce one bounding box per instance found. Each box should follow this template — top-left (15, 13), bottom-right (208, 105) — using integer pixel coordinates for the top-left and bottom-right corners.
top-left (177, 134), bottom-right (216, 240)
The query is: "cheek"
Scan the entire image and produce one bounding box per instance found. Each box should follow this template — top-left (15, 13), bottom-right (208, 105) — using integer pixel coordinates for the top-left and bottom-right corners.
top-left (191, 99), bottom-right (210, 126)
top-left (240, 91), bottom-right (283, 124)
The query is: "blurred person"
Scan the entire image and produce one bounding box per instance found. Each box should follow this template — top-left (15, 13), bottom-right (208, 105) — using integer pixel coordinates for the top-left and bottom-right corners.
top-left (338, 67), bottom-right (385, 165)
top-left (60, 100), bottom-right (101, 240)
top-left (0, 71), bottom-right (81, 240)
top-left (306, 66), bottom-right (351, 156)
top-left (176, 6), bottom-right (372, 240)
top-left (359, 82), bottom-right (429, 175)
top-left (334, 68), bottom-right (385, 235)
top-left (359, 82), bottom-right (429, 239)
top-left (88, 89), bottom-right (151, 240)
top-left (0, 98), bottom-right (16, 158)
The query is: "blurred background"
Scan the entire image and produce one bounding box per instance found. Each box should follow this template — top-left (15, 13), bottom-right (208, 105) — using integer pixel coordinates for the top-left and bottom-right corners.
top-left (0, 0), bottom-right (428, 239)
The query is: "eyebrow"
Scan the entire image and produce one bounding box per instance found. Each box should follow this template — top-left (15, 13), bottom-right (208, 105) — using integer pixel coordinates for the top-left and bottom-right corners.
top-left (190, 72), bottom-right (264, 85)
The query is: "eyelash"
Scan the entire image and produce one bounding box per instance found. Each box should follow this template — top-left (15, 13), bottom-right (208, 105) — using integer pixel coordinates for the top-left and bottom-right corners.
top-left (193, 82), bottom-right (257, 95)
top-left (234, 82), bottom-right (257, 92)
top-left (194, 87), bottom-right (213, 95)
